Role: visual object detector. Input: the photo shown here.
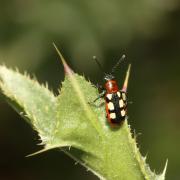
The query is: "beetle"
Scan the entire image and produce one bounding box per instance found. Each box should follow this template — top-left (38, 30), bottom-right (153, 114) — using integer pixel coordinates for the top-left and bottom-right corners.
top-left (93, 55), bottom-right (131, 125)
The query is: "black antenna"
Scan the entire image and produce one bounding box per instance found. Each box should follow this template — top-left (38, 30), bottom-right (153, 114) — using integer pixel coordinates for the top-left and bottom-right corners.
top-left (93, 56), bottom-right (106, 75)
top-left (111, 54), bottom-right (126, 74)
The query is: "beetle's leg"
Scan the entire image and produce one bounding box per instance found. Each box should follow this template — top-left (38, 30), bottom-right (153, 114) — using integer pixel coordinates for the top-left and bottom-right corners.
top-left (97, 84), bottom-right (105, 93)
top-left (92, 83), bottom-right (105, 101)
top-left (93, 90), bottom-right (106, 102)
top-left (122, 64), bottom-right (131, 92)
top-left (88, 89), bottom-right (106, 106)
top-left (92, 83), bottom-right (104, 92)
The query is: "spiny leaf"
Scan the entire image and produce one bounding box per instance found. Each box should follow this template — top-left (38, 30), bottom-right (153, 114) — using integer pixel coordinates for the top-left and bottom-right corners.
top-left (0, 55), bottom-right (167, 180)
top-left (0, 65), bottom-right (63, 148)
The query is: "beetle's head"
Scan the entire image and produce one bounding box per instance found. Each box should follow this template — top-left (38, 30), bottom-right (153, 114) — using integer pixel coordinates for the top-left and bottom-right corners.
top-left (104, 74), bottom-right (115, 82)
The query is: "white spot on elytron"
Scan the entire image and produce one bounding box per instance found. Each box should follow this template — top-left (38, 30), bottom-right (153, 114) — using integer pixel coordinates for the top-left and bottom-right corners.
top-left (108, 102), bottom-right (114, 110)
top-left (117, 92), bottom-right (121, 97)
top-left (106, 94), bottom-right (112, 100)
top-left (110, 113), bottom-right (116, 119)
top-left (121, 109), bottom-right (126, 117)
top-left (122, 93), bottom-right (126, 101)
top-left (119, 99), bottom-right (124, 108)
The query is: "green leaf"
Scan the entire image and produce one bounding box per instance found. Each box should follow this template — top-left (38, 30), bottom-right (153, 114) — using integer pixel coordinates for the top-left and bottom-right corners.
top-left (0, 65), bottom-right (62, 148)
top-left (0, 54), bottom-right (167, 179)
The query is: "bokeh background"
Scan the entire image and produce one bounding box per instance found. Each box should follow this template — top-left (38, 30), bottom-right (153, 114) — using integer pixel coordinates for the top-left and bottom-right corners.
top-left (0, 1), bottom-right (180, 179)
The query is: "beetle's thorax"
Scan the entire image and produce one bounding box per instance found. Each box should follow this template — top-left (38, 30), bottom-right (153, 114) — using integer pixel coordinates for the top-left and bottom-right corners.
top-left (105, 80), bottom-right (119, 93)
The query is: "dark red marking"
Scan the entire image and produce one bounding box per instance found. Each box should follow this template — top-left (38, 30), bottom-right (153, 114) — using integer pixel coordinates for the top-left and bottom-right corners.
top-left (105, 80), bottom-right (119, 93)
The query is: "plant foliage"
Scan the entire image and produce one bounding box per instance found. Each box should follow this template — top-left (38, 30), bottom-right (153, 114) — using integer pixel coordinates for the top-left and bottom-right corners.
top-left (0, 49), bottom-right (167, 179)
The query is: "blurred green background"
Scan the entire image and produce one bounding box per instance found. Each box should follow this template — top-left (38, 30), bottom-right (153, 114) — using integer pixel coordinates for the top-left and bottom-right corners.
top-left (0, 0), bottom-right (180, 179)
